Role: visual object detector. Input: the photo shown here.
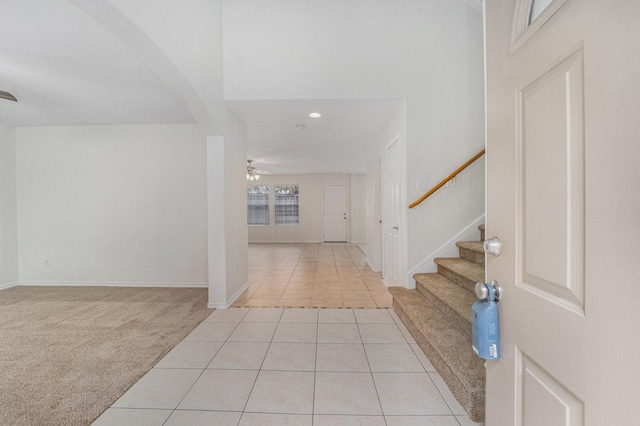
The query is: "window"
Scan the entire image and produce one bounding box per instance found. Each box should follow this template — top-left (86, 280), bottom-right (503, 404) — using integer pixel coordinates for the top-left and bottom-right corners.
top-left (274, 185), bottom-right (299, 225)
top-left (528, 0), bottom-right (554, 24)
top-left (247, 185), bottom-right (269, 225)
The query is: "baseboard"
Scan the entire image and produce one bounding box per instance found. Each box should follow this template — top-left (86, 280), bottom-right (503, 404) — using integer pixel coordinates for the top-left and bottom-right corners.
top-left (407, 214), bottom-right (485, 288)
top-left (208, 280), bottom-right (250, 309)
top-left (248, 240), bottom-right (323, 244)
top-left (366, 257), bottom-right (381, 273)
top-left (18, 281), bottom-right (208, 288)
top-left (0, 282), bottom-right (19, 291)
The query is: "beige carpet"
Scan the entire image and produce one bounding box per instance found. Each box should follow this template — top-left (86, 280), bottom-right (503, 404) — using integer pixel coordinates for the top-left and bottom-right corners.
top-left (0, 286), bottom-right (213, 426)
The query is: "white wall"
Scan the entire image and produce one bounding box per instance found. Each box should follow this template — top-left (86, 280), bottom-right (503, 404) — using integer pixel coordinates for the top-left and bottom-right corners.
top-left (0, 125), bottom-right (19, 289)
top-left (404, 3), bottom-right (485, 278)
top-left (16, 124), bottom-right (208, 286)
top-left (248, 174), bottom-right (354, 243)
top-left (224, 0), bottom-right (485, 286)
top-left (102, 0), bottom-right (249, 307)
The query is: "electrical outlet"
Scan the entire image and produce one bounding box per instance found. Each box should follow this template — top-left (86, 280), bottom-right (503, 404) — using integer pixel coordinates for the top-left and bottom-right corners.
top-left (44, 258), bottom-right (50, 267)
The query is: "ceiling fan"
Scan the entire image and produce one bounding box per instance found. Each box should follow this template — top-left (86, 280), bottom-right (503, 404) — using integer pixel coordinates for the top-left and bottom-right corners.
top-left (0, 91), bottom-right (18, 102)
top-left (246, 160), bottom-right (269, 181)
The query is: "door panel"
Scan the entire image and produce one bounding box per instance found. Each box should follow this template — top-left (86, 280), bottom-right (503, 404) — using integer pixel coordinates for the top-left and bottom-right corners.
top-left (518, 47), bottom-right (585, 314)
top-left (517, 349), bottom-right (584, 426)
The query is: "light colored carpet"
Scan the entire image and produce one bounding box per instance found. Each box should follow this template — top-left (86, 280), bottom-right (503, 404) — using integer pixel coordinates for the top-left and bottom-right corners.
top-left (0, 286), bottom-right (212, 426)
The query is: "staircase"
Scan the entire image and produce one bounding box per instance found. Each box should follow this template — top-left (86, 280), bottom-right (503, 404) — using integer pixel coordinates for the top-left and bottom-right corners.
top-left (389, 224), bottom-right (486, 423)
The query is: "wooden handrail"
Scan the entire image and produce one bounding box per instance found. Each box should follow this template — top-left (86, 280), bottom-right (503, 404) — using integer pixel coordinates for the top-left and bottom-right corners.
top-left (408, 148), bottom-right (485, 209)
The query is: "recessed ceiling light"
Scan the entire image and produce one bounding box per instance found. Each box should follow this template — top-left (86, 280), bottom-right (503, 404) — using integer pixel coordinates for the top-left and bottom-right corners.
top-left (309, 112), bottom-right (322, 118)
top-left (296, 124), bottom-right (306, 130)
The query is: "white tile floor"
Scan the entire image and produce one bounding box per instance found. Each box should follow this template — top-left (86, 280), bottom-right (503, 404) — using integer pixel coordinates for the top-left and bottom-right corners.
top-left (93, 308), bottom-right (483, 426)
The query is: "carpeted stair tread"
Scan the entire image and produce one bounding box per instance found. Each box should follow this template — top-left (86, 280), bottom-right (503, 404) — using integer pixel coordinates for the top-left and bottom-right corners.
top-left (434, 257), bottom-right (484, 292)
top-left (414, 273), bottom-right (476, 337)
top-left (456, 241), bottom-right (484, 253)
top-left (456, 241), bottom-right (485, 266)
top-left (390, 287), bottom-right (485, 422)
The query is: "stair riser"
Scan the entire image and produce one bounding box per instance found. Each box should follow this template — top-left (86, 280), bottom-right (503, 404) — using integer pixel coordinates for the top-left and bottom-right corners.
top-left (437, 265), bottom-right (477, 293)
top-left (458, 247), bottom-right (485, 266)
top-left (416, 283), bottom-right (472, 338)
top-left (392, 300), bottom-right (485, 423)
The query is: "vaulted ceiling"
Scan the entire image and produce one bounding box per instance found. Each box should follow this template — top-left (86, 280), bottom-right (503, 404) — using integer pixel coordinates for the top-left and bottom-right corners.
top-left (0, 0), bottom-right (401, 175)
top-left (0, 0), bottom-right (194, 127)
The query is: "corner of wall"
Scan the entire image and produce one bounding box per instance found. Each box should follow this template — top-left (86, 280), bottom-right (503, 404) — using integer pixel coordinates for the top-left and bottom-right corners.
top-left (0, 124), bottom-right (19, 288)
top-left (407, 214), bottom-right (485, 288)
top-left (0, 282), bottom-right (19, 291)
top-left (208, 280), bottom-right (249, 309)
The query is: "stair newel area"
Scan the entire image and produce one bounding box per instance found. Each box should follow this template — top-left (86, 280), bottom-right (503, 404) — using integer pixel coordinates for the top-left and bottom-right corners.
top-left (389, 224), bottom-right (486, 423)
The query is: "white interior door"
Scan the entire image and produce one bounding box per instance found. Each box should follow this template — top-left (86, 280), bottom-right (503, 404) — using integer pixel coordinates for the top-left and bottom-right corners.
top-left (323, 185), bottom-right (347, 242)
top-left (486, 0), bottom-right (640, 424)
top-left (384, 139), bottom-right (399, 287)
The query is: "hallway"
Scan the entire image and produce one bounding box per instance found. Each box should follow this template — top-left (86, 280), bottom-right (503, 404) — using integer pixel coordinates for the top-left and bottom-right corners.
top-left (234, 243), bottom-right (392, 309)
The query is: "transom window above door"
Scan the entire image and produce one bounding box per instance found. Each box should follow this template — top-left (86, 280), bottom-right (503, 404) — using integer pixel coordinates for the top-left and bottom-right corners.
top-left (511, 0), bottom-right (568, 54)
top-left (529, 0), bottom-right (553, 24)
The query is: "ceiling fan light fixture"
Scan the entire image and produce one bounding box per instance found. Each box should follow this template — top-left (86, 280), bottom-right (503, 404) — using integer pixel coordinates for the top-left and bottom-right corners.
top-left (309, 112), bottom-right (321, 118)
top-left (0, 91), bottom-right (18, 102)
top-left (246, 159), bottom-right (261, 181)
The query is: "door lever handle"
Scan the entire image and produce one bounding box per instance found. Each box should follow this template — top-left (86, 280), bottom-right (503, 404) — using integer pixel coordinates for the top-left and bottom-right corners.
top-left (392, 226), bottom-right (399, 230)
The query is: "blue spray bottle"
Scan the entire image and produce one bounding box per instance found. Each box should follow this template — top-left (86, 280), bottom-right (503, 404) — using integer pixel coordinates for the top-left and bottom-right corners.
top-left (472, 281), bottom-right (501, 360)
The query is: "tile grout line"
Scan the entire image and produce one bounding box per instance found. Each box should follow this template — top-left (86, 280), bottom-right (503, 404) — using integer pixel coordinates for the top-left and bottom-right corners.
top-left (312, 307), bottom-right (319, 425)
top-left (157, 309), bottom-right (247, 423)
top-left (237, 307), bottom-right (284, 421)
top-left (355, 311), bottom-right (388, 423)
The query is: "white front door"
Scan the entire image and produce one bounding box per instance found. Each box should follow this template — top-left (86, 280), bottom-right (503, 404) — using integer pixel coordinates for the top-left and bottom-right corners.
top-left (384, 139), bottom-right (400, 287)
top-left (486, 0), bottom-right (640, 424)
top-left (323, 185), bottom-right (347, 242)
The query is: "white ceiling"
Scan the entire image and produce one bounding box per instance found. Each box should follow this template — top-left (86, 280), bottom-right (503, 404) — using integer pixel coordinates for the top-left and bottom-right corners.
top-left (0, 0), bottom-right (401, 175)
top-left (0, 0), bottom-right (194, 127)
top-left (228, 99), bottom-right (402, 175)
